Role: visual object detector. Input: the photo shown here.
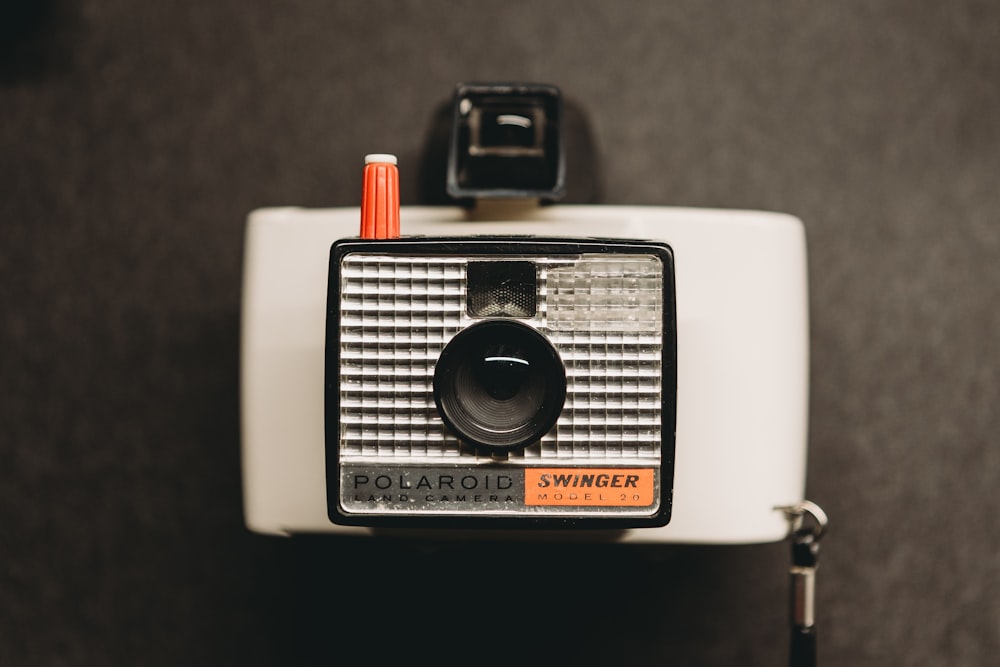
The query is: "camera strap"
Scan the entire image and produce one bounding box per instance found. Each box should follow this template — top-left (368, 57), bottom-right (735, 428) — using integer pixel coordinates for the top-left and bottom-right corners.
top-left (776, 501), bottom-right (828, 667)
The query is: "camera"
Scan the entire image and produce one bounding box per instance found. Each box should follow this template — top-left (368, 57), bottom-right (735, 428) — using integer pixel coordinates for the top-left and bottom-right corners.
top-left (240, 83), bottom-right (810, 543)
top-left (328, 235), bottom-right (675, 529)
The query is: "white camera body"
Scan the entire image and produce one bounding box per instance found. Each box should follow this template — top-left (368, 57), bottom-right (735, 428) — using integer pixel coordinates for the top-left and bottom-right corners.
top-left (240, 203), bottom-right (809, 544)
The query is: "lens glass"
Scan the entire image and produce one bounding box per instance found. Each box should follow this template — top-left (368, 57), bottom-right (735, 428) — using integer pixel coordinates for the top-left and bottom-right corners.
top-left (434, 320), bottom-right (565, 451)
top-left (480, 108), bottom-right (538, 149)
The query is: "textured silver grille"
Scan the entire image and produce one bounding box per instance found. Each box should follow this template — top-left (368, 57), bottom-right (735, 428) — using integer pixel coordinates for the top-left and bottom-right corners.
top-left (338, 253), bottom-right (664, 464)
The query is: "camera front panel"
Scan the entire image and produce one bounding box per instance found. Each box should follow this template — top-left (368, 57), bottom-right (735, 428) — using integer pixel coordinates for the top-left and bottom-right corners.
top-left (325, 237), bottom-right (676, 528)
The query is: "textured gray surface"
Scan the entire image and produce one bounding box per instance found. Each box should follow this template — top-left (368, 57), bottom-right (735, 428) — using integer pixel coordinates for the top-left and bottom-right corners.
top-left (2, 1), bottom-right (999, 665)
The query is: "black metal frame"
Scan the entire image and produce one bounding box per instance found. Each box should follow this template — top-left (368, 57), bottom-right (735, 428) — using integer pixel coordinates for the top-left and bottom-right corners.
top-left (325, 236), bottom-right (677, 530)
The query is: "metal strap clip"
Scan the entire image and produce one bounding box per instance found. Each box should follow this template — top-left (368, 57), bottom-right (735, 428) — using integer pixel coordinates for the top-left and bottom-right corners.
top-left (775, 501), bottom-right (829, 667)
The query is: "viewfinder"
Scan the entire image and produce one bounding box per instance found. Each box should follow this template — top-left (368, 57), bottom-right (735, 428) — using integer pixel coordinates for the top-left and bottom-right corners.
top-left (466, 261), bottom-right (537, 318)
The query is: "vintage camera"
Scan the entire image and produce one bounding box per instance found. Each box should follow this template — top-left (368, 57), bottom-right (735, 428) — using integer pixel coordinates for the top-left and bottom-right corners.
top-left (240, 83), bottom-right (810, 543)
top-left (328, 236), bottom-right (676, 529)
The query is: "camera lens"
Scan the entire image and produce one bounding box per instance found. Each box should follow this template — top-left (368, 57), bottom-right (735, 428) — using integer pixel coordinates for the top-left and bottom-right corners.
top-left (434, 320), bottom-right (566, 451)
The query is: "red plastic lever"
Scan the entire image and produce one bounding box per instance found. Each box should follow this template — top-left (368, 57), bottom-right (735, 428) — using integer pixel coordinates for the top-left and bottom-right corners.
top-left (360, 154), bottom-right (400, 239)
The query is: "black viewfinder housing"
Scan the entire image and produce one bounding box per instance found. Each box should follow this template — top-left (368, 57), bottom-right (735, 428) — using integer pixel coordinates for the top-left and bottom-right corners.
top-left (447, 83), bottom-right (565, 201)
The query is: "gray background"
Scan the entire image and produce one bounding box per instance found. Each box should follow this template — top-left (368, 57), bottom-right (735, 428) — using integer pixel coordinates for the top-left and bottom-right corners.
top-left (2, 1), bottom-right (998, 665)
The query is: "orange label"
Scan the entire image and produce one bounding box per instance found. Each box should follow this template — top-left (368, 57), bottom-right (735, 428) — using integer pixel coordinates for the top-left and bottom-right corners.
top-left (523, 468), bottom-right (656, 507)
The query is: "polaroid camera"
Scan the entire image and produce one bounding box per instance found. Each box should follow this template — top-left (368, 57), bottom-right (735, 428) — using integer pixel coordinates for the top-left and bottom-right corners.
top-left (240, 83), bottom-right (810, 544)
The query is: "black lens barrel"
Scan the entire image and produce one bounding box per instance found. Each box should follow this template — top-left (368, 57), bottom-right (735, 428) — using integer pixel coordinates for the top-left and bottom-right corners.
top-left (433, 320), bottom-right (566, 451)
